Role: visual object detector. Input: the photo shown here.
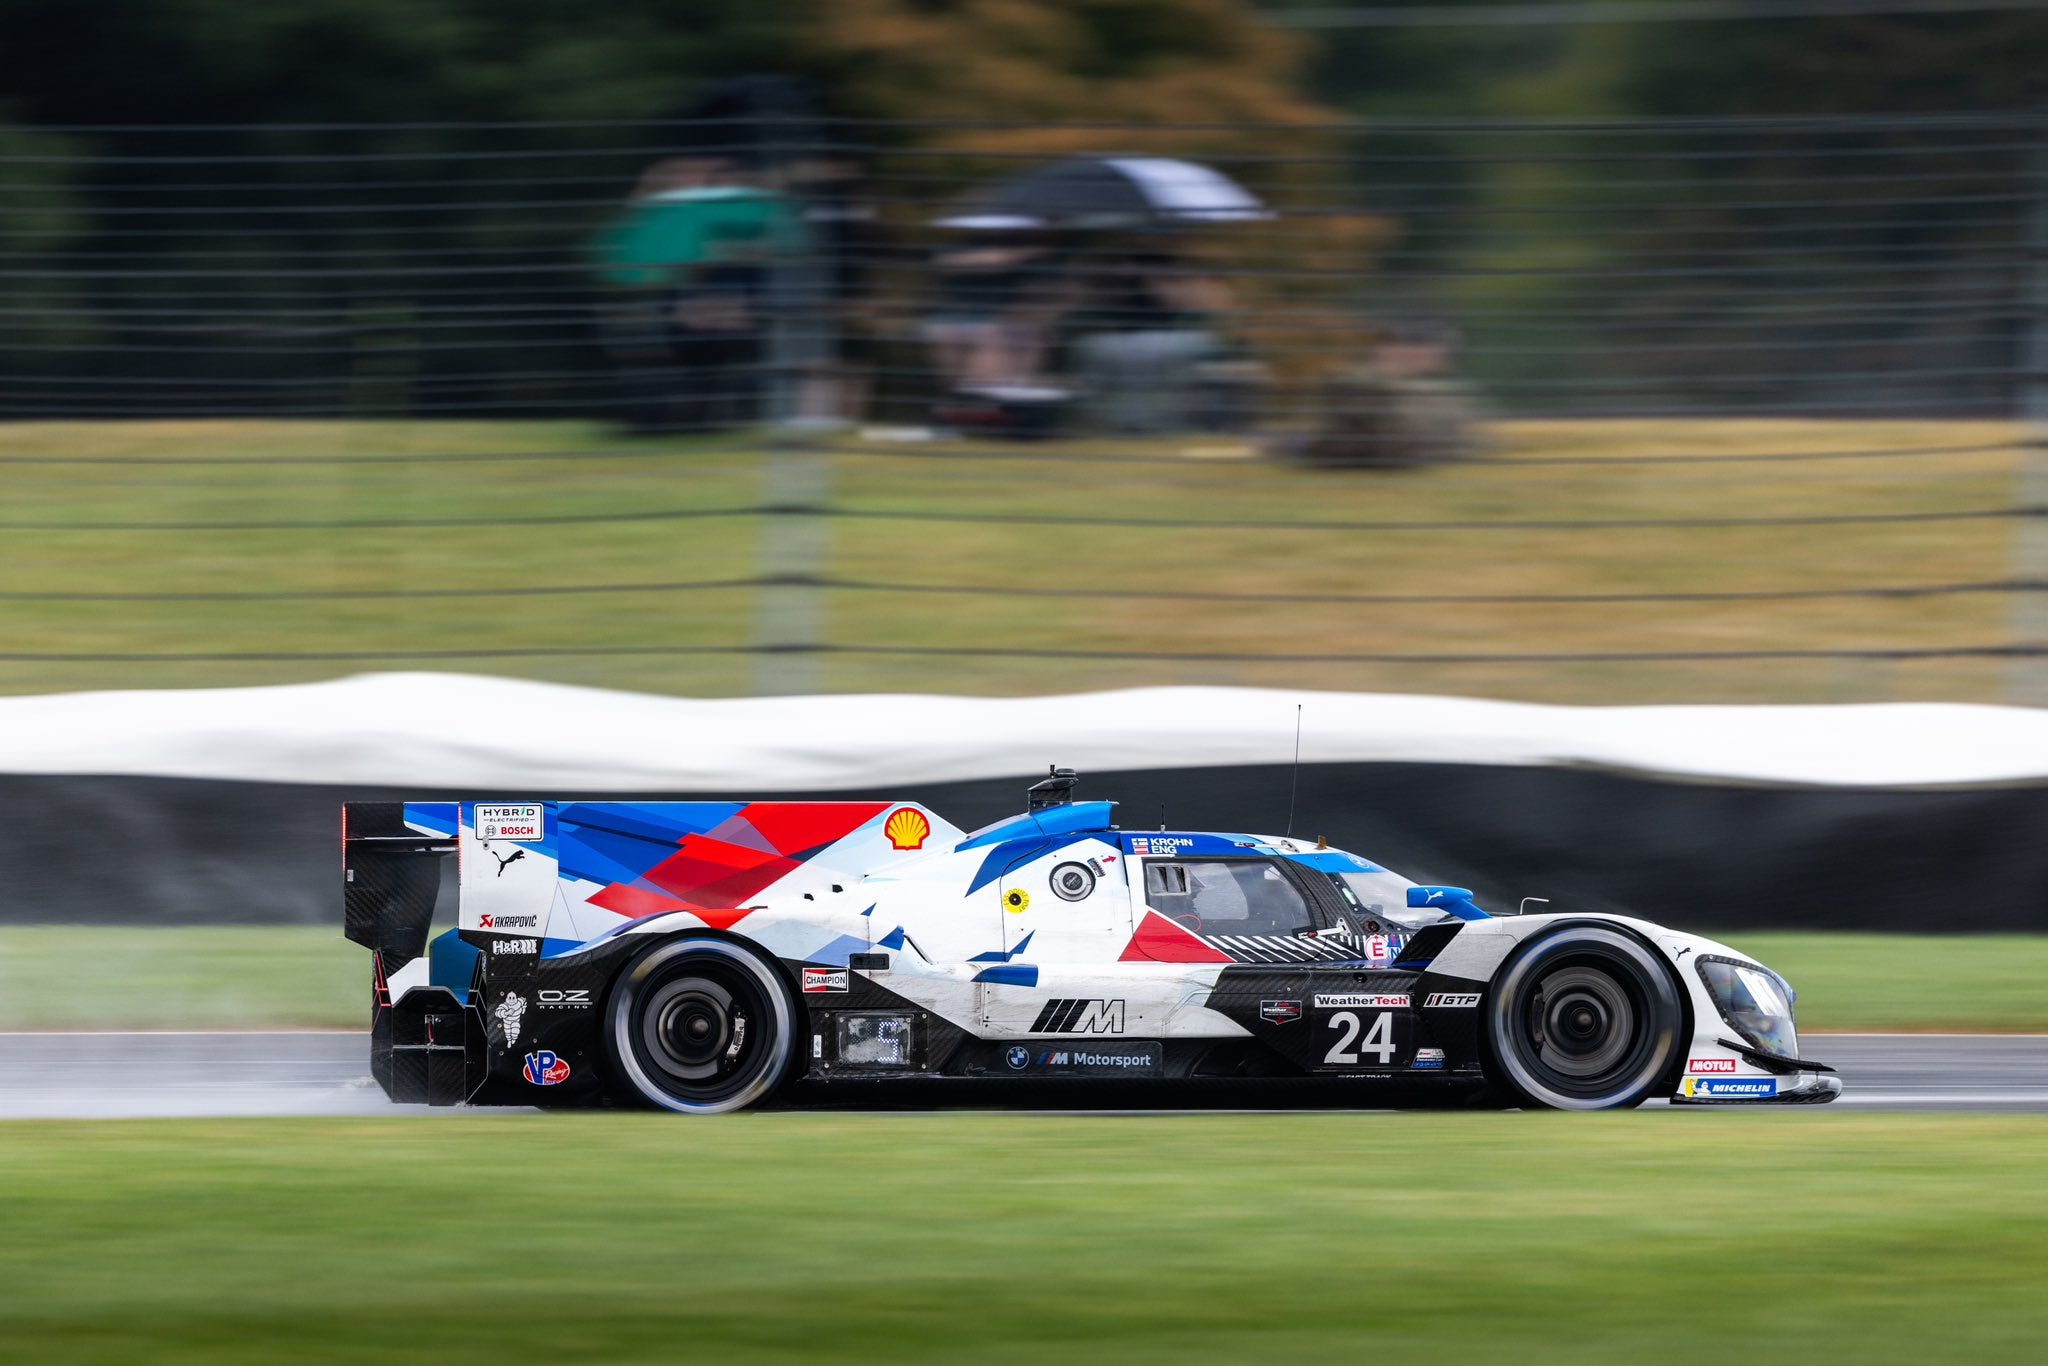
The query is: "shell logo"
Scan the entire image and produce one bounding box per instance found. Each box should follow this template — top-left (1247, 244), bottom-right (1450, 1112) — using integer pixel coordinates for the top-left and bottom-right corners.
top-left (884, 806), bottom-right (932, 851)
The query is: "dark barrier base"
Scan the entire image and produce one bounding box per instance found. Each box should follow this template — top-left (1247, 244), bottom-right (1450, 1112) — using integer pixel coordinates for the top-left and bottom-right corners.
top-left (2, 765), bottom-right (2042, 931)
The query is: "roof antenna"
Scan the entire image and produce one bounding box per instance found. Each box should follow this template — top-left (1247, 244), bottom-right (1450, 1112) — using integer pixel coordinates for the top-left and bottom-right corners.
top-left (1158, 802), bottom-right (1166, 833)
top-left (1285, 704), bottom-right (1303, 837)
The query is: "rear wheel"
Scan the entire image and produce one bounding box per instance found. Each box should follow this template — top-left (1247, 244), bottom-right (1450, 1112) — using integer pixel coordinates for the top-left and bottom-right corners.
top-left (1484, 926), bottom-right (1682, 1111)
top-left (606, 937), bottom-right (797, 1114)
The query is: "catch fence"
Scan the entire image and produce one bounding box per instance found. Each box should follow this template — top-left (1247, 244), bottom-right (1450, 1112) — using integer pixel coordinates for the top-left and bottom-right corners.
top-left (0, 112), bottom-right (2043, 703)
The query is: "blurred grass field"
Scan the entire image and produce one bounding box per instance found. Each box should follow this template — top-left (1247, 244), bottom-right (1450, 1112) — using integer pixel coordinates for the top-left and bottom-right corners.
top-left (0, 417), bottom-right (2028, 703)
top-left (2, 1110), bottom-right (2044, 1363)
top-left (1, 926), bottom-right (2042, 1032)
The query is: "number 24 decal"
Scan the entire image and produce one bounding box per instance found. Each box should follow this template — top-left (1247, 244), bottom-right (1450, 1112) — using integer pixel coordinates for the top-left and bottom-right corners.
top-left (1324, 1010), bottom-right (1396, 1065)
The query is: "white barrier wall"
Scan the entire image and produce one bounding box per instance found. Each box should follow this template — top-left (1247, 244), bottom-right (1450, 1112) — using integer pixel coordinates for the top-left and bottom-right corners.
top-left (4, 672), bottom-right (2047, 790)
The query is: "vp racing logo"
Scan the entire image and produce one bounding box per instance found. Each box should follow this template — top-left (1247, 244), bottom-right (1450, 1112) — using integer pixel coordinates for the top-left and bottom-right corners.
top-left (522, 1050), bottom-right (571, 1086)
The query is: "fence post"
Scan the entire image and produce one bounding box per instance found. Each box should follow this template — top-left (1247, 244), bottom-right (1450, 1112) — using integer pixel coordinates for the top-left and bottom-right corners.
top-left (2007, 125), bottom-right (2048, 706)
top-left (750, 109), bottom-right (833, 697)
top-left (751, 451), bottom-right (832, 696)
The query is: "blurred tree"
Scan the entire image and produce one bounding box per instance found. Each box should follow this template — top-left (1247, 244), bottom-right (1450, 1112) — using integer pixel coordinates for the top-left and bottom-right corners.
top-left (807, 0), bottom-right (1327, 149)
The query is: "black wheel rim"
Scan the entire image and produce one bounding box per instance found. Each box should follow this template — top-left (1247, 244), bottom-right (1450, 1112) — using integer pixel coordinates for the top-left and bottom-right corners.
top-left (627, 958), bottom-right (778, 1106)
top-left (1526, 966), bottom-right (1637, 1084)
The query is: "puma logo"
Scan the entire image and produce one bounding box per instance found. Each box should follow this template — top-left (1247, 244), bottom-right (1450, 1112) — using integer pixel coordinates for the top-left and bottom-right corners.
top-left (491, 848), bottom-right (525, 877)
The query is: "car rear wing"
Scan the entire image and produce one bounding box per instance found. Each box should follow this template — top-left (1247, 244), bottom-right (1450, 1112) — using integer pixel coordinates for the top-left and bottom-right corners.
top-left (342, 801), bottom-right (454, 966)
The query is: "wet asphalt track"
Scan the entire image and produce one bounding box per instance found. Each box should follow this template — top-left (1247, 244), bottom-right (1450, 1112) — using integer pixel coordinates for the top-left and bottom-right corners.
top-left (0, 1032), bottom-right (2043, 1120)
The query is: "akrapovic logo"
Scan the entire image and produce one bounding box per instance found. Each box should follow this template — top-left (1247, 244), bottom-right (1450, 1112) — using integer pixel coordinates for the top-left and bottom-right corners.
top-left (1029, 999), bottom-right (1126, 1034)
top-left (478, 914), bottom-right (539, 930)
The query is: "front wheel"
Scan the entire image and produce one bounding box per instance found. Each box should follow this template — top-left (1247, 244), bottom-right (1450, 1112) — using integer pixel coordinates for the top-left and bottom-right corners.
top-left (1484, 926), bottom-right (1683, 1110)
top-left (605, 937), bottom-right (797, 1114)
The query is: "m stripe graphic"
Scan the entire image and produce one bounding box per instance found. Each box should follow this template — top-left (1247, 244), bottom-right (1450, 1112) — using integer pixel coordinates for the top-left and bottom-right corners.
top-left (1029, 998), bottom-right (1126, 1034)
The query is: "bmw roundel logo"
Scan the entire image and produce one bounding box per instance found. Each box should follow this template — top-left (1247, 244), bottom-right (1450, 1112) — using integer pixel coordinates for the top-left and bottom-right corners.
top-left (1005, 1045), bottom-right (1031, 1071)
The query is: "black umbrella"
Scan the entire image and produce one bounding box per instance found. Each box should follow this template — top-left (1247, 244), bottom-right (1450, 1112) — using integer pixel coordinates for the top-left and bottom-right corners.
top-left (934, 156), bottom-right (1269, 231)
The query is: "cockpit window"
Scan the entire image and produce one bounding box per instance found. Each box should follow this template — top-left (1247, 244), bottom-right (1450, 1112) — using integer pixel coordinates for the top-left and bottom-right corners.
top-left (1144, 859), bottom-right (1312, 936)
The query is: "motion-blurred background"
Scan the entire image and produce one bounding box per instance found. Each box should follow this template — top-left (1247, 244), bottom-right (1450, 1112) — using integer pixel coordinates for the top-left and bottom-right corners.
top-left (0, 1), bottom-right (2042, 705)
top-left (6, 8), bottom-right (2048, 1364)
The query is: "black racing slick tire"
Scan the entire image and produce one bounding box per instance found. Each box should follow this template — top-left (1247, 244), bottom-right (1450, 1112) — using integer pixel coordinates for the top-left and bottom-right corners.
top-left (1483, 925), bottom-right (1683, 1111)
top-left (605, 937), bottom-right (797, 1115)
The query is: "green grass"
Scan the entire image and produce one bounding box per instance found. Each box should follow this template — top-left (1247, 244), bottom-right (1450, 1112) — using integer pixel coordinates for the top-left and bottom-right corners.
top-left (0, 416), bottom-right (2030, 703)
top-left (1, 1112), bottom-right (2045, 1362)
top-left (1724, 931), bottom-right (2048, 1034)
top-left (0, 927), bottom-right (364, 1031)
top-left (3, 926), bottom-right (2043, 1033)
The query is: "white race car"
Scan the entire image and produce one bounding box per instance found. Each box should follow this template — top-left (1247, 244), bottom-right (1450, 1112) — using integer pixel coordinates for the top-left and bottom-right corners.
top-left (342, 768), bottom-right (1839, 1112)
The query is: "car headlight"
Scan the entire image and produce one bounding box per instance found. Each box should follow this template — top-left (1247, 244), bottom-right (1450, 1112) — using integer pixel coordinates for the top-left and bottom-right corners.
top-left (1696, 956), bottom-right (1799, 1059)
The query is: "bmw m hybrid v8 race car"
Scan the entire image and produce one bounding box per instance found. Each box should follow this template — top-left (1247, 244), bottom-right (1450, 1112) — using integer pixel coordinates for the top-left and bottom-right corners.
top-left (342, 769), bottom-right (1839, 1113)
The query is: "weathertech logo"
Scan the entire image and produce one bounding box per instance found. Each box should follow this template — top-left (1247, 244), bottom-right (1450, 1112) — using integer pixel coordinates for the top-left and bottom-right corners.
top-left (1029, 999), bottom-right (1126, 1034)
top-left (884, 807), bottom-right (931, 851)
top-left (1315, 993), bottom-right (1409, 1010)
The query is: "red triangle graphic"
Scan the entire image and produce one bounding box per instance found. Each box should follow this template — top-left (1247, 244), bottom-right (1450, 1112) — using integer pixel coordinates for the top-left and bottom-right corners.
top-left (1120, 910), bottom-right (1234, 964)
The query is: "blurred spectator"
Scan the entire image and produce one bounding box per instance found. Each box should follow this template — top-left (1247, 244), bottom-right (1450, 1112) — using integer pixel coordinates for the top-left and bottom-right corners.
top-left (923, 155), bottom-right (1270, 440)
top-left (593, 76), bottom-right (874, 434)
top-left (1071, 249), bottom-right (1262, 434)
top-left (923, 240), bottom-right (1075, 438)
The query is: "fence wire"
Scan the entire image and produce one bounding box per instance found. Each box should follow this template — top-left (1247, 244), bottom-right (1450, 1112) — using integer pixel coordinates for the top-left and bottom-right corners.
top-left (0, 111), bottom-right (2043, 702)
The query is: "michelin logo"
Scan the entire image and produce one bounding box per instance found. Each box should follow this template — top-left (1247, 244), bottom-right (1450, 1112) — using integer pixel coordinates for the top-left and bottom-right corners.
top-left (493, 992), bottom-right (527, 1047)
top-left (1684, 1076), bottom-right (1777, 1099)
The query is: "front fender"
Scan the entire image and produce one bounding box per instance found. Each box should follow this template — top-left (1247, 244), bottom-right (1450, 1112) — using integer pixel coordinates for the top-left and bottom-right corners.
top-left (1431, 912), bottom-right (1837, 1103)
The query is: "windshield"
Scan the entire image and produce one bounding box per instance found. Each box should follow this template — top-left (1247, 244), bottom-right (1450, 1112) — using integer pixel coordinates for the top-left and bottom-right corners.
top-left (1319, 866), bottom-right (1438, 931)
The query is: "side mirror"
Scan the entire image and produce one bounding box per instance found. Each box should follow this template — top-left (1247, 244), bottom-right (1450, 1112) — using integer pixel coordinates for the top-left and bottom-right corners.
top-left (1407, 885), bottom-right (1489, 921)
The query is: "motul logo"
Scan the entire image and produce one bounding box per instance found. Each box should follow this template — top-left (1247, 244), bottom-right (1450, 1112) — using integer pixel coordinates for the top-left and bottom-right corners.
top-left (1687, 1058), bottom-right (1738, 1074)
